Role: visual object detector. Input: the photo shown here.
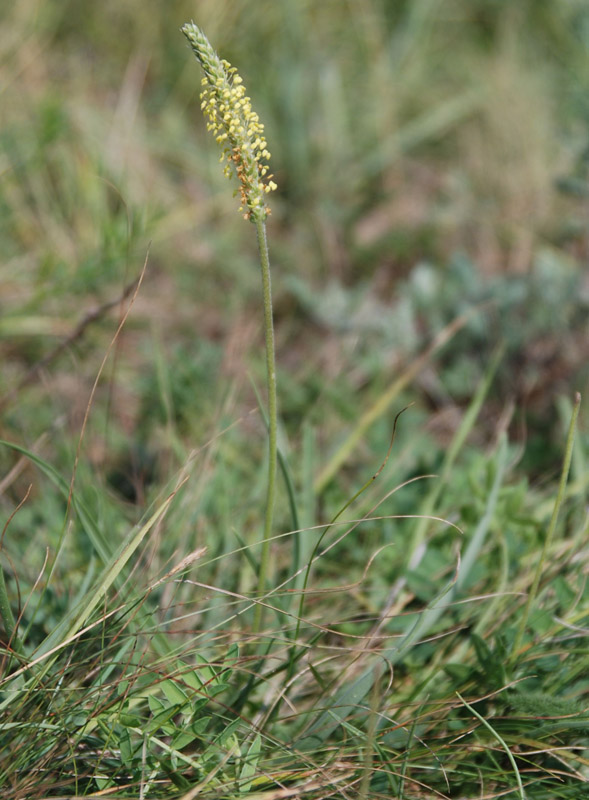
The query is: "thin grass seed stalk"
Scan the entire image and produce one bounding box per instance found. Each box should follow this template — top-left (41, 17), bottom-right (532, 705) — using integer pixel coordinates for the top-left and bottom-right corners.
top-left (181, 22), bottom-right (277, 222)
top-left (182, 22), bottom-right (278, 632)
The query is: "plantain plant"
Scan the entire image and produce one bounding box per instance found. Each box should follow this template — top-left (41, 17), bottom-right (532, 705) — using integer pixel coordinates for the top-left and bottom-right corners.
top-left (182, 22), bottom-right (279, 634)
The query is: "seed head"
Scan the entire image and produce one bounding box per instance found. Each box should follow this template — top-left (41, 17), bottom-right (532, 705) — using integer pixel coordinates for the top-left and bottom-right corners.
top-left (182, 22), bottom-right (277, 223)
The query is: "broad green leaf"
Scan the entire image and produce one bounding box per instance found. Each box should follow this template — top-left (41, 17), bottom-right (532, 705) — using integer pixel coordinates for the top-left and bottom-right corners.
top-left (239, 733), bottom-right (262, 793)
top-left (161, 677), bottom-right (189, 707)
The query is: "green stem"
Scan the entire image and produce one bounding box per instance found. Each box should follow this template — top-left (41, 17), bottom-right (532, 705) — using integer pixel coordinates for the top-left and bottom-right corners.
top-left (457, 692), bottom-right (526, 800)
top-left (253, 218), bottom-right (277, 634)
top-left (0, 556), bottom-right (24, 658)
top-left (512, 391), bottom-right (581, 659)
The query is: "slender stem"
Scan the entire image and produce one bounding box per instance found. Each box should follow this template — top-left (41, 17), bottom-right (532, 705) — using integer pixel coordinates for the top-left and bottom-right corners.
top-left (457, 693), bottom-right (526, 800)
top-left (253, 218), bottom-right (278, 634)
top-left (0, 558), bottom-right (24, 658)
top-left (513, 392), bottom-right (581, 659)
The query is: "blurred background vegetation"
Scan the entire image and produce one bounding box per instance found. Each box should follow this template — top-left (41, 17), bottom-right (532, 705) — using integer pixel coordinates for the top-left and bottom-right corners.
top-left (1, 0), bottom-right (588, 617)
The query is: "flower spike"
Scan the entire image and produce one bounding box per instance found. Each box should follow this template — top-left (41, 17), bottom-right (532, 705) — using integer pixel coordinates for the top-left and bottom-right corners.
top-left (182, 22), bottom-right (277, 222)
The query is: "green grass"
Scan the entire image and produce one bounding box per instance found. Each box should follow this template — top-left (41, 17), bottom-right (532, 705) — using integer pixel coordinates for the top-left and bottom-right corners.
top-left (1, 1), bottom-right (589, 797)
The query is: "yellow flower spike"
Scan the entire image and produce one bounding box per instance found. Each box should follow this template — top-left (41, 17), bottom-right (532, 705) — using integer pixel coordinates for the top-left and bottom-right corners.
top-left (182, 22), bottom-right (279, 636)
top-left (182, 22), bottom-right (277, 222)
